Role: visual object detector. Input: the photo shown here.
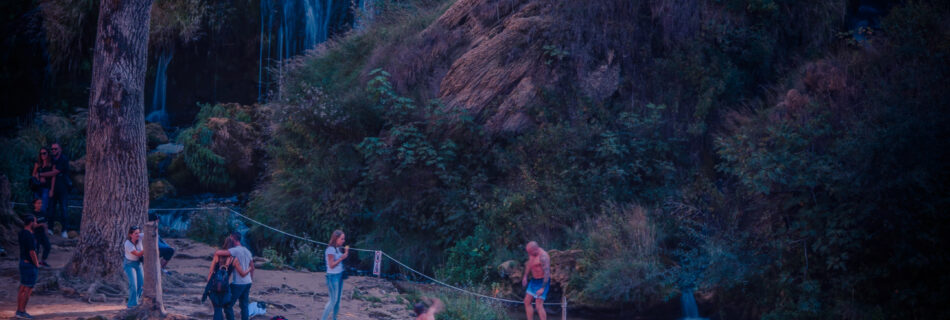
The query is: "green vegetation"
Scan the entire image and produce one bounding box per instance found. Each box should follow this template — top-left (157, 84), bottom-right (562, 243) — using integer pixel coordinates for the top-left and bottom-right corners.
top-left (401, 290), bottom-right (511, 320)
top-left (0, 111), bottom-right (87, 202)
top-left (244, 0), bottom-right (950, 318)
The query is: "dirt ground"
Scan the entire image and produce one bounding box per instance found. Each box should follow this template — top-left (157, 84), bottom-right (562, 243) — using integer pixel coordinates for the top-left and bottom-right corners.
top-left (0, 236), bottom-right (413, 319)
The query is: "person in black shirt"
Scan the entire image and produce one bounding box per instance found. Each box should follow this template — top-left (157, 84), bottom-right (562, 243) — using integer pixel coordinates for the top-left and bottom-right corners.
top-left (16, 215), bottom-right (39, 319)
top-left (30, 198), bottom-right (51, 267)
top-left (38, 143), bottom-right (71, 238)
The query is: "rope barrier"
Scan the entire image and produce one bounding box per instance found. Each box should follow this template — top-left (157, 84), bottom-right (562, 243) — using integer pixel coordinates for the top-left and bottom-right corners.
top-left (9, 201), bottom-right (564, 306)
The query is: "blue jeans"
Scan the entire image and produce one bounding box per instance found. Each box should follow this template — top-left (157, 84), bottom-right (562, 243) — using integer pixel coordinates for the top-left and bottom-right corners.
top-left (321, 273), bottom-right (343, 320)
top-left (123, 259), bottom-right (143, 307)
top-left (226, 283), bottom-right (252, 320)
top-left (49, 189), bottom-right (70, 231)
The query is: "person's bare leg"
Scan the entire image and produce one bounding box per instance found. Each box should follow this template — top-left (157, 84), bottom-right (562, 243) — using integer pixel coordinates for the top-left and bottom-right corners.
top-left (16, 286), bottom-right (25, 312)
top-left (535, 298), bottom-right (547, 320)
top-left (524, 294), bottom-right (535, 320)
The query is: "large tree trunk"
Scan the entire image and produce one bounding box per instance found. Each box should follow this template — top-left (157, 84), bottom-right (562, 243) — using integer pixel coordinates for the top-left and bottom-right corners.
top-left (67, 0), bottom-right (153, 281)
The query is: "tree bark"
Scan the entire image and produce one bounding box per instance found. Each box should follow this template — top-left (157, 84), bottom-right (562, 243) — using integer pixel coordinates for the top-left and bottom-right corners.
top-left (142, 221), bottom-right (166, 314)
top-left (67, 0), bottom-right (153, 281)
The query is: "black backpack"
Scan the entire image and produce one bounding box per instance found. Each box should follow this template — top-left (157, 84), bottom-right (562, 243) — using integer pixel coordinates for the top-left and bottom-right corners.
top-left (209, 258), bottom-right (233, 293)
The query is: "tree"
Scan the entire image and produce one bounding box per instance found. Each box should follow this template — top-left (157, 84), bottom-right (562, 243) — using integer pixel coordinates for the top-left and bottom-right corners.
top-left (67, 0), bottom-right (153, 283)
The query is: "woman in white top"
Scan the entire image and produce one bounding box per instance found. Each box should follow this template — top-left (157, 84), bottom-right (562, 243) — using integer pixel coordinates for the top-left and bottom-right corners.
top-left (321, 229), bottom-right (349, 320)
top-left (123, 226), bottom-right (144, 308)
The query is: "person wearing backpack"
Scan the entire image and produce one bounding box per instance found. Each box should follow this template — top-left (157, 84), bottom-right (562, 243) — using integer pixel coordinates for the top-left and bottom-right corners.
top-left (213, 232), bottom-right (255, 320)
top-left (204, 236), bottom-right (253, 320)
top-left (123, 226), bottom-right (144, 309)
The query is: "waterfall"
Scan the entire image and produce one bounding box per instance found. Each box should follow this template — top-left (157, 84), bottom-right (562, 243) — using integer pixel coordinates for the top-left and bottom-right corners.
top-left (257, 0), bottom-right (353, 102)
top-left (146, 51), bottom-right (173, 126)
top-left (681, 288), bottom-right (707, 320)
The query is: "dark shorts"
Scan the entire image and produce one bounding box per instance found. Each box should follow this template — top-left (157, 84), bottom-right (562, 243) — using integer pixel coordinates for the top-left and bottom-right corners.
top-left (159, 246), bottom-right (174, 261)
top-left (19, 261), bottom-right (38, 288)
top-left (526, 278), bottom-right (549, 300)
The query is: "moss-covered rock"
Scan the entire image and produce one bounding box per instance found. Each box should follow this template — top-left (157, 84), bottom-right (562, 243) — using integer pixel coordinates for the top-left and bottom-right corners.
top-left (146, 122), bottom-right (169, 150)
top-left (177, 103), bottom-right (268, 193)
top-left (147, 152), bottom-right (170, 179)
top-left (149, 179), bottom-right (177, 201)
top-left (166, 154), bottom-right (198, 194)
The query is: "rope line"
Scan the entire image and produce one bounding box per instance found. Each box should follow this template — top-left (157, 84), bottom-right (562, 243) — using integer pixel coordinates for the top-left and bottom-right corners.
top-left (9, 201), bottom-right (563, 306)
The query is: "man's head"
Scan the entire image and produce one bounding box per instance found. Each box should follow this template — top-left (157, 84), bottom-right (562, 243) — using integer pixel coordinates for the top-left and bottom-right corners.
top-left (50, 143), bottom-right (62, 158)
top-left (525, 241), bottom-right (540, 256)
top-left (230, 231), bottom-right (242, 245)
top-left (32, 198), bottom-right (42, 212)
top-left (413, 302), bottom-right (428, 316)
top-left (22, 215), bottom-right (36, 230)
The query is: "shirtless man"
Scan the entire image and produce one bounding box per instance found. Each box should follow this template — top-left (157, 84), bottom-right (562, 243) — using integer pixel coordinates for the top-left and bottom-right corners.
top-left (522, 241), bottom-right (551, 320)
top-left (413, 297), bottom-right (443, 320)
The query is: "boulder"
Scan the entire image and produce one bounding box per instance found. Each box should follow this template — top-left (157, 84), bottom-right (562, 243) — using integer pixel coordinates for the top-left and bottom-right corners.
top-left (166, 154), bottom-right (198, 194)
top-left (156, 143), bottom-right (184, 154)
top-left (70, 174), bottom-right (84, 194)
top-left (146, 122), bottom-right (169, 149)
top-left (69, 155), bottom-right (85, 174)
top-left (147, 152), bottom-right (170, 179)
top-left (149, 179), bottom-right (177, 200)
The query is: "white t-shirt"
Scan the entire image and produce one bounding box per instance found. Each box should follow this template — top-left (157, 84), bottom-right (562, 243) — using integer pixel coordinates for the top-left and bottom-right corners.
top-left (124, 239), bottom-right (143, 261)
top-left (229, 246), bottom-right (253, 284)
top-left (325, 246), bottom-right (344, 274)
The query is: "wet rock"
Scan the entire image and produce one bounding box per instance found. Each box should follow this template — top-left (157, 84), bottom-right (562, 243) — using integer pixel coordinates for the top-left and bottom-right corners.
top-left (146, 122), bottom-right (170, 149)
top-left (149, 179), bottom-right (177, 200)
top-left (156, 143), bottom-right (184, 154)
top-left (147, 152), bottom-right (170, 179)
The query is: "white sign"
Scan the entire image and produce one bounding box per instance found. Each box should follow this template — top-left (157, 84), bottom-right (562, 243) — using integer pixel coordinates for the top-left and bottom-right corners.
top-left (373, 251), bottom-right (382, 276)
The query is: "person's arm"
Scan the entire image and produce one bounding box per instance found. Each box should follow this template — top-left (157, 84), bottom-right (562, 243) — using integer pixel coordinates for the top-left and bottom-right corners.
top-left (425, 297), bottom-right (443, 316)
top-left (214, 249), bottom-right (232, 257)
top-left (49, 175), bottom-right (55, 198)
top-left (131, 246), bottom-right (145, 257)
top-left (208, 255), bottom-right (219, 281)
top-left (32, 163), bottom-right (39, 178)
top-left (327, 247), bottom-right (349, 269)
top-left (538, 253), bottom-right (551, 295)
top-left (38, 166), bottom-right (59, 178)
top-left (232, 258), bottom-right (254, 277)
top-left (522, 261), bottom-right (529, 287)
top-left (31, 250), bottom-right (39, 267)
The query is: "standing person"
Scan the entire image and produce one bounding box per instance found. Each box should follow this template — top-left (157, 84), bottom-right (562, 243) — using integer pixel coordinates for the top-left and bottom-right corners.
top-left (15, 215), bottom-right (40, 319)
top-left (213, 232), bottom-right (254, 320)
top-left (123, 226), bottom-right (144, 308)
top-left (205, 238), bottom-right (234, 320)
top-left (37, 143), bottom-right (70, 238)
top-left (31, 147), bottom-right (55, 218)
top-left (321, 230), bottom-right (349, 320)
top-left (522, 241), bottom-right (551, 320)
top-left (29, 199), bottom-right (51, 267)
top-left (414, 297), bottom-right (443, 320)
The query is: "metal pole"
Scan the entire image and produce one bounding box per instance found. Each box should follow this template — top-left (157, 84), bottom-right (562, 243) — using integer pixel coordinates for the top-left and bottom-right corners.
top-left (562, 296), bottom-right (567, 320)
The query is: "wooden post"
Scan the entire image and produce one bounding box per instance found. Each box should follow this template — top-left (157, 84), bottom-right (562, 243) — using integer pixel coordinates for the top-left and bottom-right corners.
top-left (142, 220), bottom-right (166, 314)
top-left (562, 296), bottom-right (567, 320)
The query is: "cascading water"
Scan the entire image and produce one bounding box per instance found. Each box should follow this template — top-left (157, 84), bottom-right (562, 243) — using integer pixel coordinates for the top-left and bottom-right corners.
top-left (681, 288), bottom-right (708, 320)
top-left (146, 51), bottom-right (173, 126)
top-left (258, 0), bottom-right (370, 102)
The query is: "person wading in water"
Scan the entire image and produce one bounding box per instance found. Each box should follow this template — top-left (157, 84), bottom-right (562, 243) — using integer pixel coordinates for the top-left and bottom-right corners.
top-left (522, 241), bottom-right (551, 320)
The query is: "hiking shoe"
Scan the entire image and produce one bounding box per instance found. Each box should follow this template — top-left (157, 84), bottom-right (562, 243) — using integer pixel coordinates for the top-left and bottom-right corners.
top-left (61, 231), bottom-right (68, 238)
top-left (15, 311), bottom-right (34, 319)
top-left (39, 261), bottom-right (50, 267)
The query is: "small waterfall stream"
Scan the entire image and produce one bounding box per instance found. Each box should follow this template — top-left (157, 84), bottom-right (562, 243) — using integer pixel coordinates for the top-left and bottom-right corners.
top-left (146, 51), bottom-right (173, 126)
top-left (257, 0), bottom-right (373, 102)
top-left (681, 288), bottom-right (707, 320)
